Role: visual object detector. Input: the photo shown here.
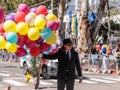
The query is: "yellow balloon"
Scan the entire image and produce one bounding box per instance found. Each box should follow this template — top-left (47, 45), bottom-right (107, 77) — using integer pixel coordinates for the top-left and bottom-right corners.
top-left (0, 36), bottom-right (7, 49)
top-left (46, 13), bottom-right (58, 21)
top-left (28, 28), bottom-right (40, 41)
top-left (4, 20), bottom-right (16, 33)
top-left (16, 22), bottom-right (29, 35)
top-left (6, 42), bottom-right (17, 53)
top-left (34, 16), bottom-right (46, 29)
top-left (46, 32), bottom-right (56, 44)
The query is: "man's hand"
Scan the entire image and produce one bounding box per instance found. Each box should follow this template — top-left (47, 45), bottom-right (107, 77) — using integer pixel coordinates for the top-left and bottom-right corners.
top-left (79, 77), bottom-right (82, 83)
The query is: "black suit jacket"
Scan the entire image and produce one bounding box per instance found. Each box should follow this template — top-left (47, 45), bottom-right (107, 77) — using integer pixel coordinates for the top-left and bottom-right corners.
top-left (43, 49), bottom-right (82, 80)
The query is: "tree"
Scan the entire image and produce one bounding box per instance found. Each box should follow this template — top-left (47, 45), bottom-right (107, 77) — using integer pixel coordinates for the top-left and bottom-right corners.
top-left (77, 0), bottom-right (107, 53)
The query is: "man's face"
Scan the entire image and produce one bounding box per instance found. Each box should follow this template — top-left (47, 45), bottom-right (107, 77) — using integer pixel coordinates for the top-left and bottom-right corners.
top-left (64, 43), bottom-right (73, 51)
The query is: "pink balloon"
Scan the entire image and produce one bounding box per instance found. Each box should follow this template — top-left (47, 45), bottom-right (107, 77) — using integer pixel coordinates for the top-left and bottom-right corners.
top-left (25, 38), bottom-right (36, 48)
top-left (56, 21), bottom-right (60, 30)
top-left (46, 20), bottom-right (58, 30)
top-left (18, 4), bottom-right (30, 14)
top-left (0, 7), bottom-right (4, 24)
top-left (3, 32), bottom-right (7, 40)
top-left (17, 35), bottom-right (25, 47)
top-left (15, 48), bottom-right (27, 57)
top-left (39, 43), bottom-right (50, 52)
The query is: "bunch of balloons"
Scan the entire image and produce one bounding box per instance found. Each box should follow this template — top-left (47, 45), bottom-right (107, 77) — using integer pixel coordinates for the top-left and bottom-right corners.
top-left (0, 4), bottom-right (60, 57)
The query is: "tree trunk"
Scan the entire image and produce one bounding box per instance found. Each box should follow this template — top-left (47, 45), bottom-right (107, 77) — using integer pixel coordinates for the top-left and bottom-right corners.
top-left (56, 0), bottom-right (66, 45)
top-left (91, 0), bottom-right (107, 40)
top-left (77, 0), bottom-right (91, 54)
top-left (77, 0), bottom-right (107, 54)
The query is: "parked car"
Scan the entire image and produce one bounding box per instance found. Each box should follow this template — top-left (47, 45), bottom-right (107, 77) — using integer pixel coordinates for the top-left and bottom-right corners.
top-left (20, 55), bottom-right (58, 79)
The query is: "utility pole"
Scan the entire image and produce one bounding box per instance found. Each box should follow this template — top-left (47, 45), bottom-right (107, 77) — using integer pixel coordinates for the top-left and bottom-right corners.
top-left (106, 0), bottom-right (111, 45)
top-left (51, 0), bottom-right (54, 13)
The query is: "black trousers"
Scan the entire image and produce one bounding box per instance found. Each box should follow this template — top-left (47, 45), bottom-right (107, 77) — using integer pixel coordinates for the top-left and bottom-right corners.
top-left (57, 79), bottom-right (75, 90)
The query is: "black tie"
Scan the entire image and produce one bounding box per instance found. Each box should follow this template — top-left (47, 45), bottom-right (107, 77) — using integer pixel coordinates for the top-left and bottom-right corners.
top-left (66, 52), bottom-right (69, 60)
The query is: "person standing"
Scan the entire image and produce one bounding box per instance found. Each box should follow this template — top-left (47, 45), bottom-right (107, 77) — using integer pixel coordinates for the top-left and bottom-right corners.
top-left (42, 38), bottom-right (82, 90)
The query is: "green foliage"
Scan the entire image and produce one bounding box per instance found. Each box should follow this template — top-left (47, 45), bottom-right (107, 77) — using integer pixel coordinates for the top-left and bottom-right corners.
top-left (99, 20), bottom-right (120, 35)
top-left (0, 0), bottom-right (58, 15)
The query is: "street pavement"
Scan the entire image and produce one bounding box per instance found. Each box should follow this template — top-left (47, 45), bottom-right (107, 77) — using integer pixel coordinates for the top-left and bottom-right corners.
top-left (0, 61), bottom-right (120, 90)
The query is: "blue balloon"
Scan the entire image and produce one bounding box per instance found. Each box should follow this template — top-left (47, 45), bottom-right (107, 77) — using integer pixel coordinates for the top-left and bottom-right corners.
top-left (40, 28), bottom-right (52, 40)
top-left (6, 32), bottom-right (18, 43)
top-left (48, 47), bottom-right (53, 53)
top-left (43, 51), bottom-right (49, 55)
top-left (89, 12), bottom-right (95, 24)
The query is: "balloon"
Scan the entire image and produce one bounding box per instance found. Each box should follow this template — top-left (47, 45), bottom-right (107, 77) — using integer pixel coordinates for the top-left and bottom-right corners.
top-left (46, 20), bottom-right (58, 30)
top-left (34, 16), bottom-right (46, 29)
top-left (40, 28), bottom-right (52, 40)
top-left (25, 38), bottom-right (36, 48)
top-left (96, 45), bottom-right (101, 50)
top-left (46, 13), bottom-right (57, 21)
top-left (38, 14), bottom-right (46, 20)
top-left (15, 48), bottom-right (27, 57)
top-left (43, 51), bottom-right (49, 55)
top-left (36, 5), bottom-right (48, 15)
top-left (0, 23), bottom-right (5, 34)
top-left (0, 36), bottom-right (6, 49)
top-left (30, 7), bottom-right (37, 13)
top-left (14, 11), bottom-right (26, 23)
top-left (39, 43), bottom-right (50, 52)
top-left (0, 6), bottom-right (4, 24)
top-left (18, 4), bottom-right (30, 14)
top-left (28, 28), bottom-right (40, 41)
top-left (30, 47), bottom-right (40, 57)
top-left (56, 21), bottom-right (60, 30)
top-left (6, 42), bottom-right (17, 53)
top-left (16, 22), bottom-right (29, 35)
top-left (3, 32), bottom-right (7, 40)
top-left (51, 44), bottom-right (57, 49)
top-left (17, 35), bottom-right (25, 47)
top-left (36, 37), bottom-right (44, 44)
top-left (6, 32), bottom-right (18, 43)
top-left (3, 20), bottom-right (16, 33)
top-left (5, 13), bottom-right (15, 21)
top-left (46, 32), bottom-right (56, 44)
top-left (25, 12), bottom-right (36, 26)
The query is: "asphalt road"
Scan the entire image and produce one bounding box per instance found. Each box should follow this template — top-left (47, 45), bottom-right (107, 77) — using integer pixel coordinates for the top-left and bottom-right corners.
top-left (0, 61), bottom-right (120, 90)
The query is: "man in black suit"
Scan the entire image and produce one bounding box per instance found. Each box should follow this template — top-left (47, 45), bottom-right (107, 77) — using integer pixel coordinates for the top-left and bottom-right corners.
top-left (42, 38), bottom-right (82, 90)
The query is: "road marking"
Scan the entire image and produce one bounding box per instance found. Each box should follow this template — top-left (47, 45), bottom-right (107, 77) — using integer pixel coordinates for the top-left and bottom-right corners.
top-left (49, 79), bottom-right (57, 82)
top-left (3, 80), bottom-right (27, 86)
top-left (0, 73), bottom-right (11, 77)
top-left (90, 78), bottom-right (117, 83)
top-left (105, 78), bottom-right (120, 81)
top-left (15, 73), bottom-right (25, 77)
top-left (0, 70), bottom-right (9, 73)
top-left (80, 80), bottom-right (97, 83)
top-left (30, 79), bottom-right (54, 86)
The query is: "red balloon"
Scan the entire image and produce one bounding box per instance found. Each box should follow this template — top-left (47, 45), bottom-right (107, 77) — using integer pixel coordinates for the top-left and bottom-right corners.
top-left (36, 5), bottom-right (48, 15)
top-left (0, 7), bottom-right (4, 24)
top-left (39, 43), bottom-right (50, 52)
top-left (30, 47), bottom-right (40, 57)
top-left (25, 38), bottom-right (36, 48)
top-left (18, 4), bottom-right (30, 14)
top-left (17, 35), bottom-right (25, 47)
top-left (0, 23), bottom-right (5, 34)
top-left (15, 47), bottom-right (27, 57)
top-left (14, 11), bottom-right (26, 23)
top-left (56, 21), bottom-right (60, 30)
